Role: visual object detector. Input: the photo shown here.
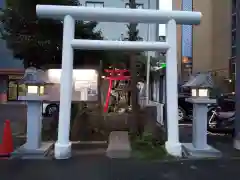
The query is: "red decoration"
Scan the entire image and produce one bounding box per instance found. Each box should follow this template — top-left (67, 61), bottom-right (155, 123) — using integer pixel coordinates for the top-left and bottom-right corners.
top-left (103, 69), bottom-right (130, 112)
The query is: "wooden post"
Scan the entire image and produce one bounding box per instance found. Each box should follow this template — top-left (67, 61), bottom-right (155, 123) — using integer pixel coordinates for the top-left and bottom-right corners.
top-left (128, 0), bottom-right (140, 134)
top-left (98, 60), bottom-right (103, 113)
top-left (130, 54), bottom-right (138, 113)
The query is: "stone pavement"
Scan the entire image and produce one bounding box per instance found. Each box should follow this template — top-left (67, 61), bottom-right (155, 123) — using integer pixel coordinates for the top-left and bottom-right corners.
top-left (1, 157), bottom-right (240, 180)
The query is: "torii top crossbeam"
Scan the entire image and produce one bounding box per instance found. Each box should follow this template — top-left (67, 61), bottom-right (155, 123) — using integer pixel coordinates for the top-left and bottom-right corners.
top-left (36, 5), bottom-right (201, 25)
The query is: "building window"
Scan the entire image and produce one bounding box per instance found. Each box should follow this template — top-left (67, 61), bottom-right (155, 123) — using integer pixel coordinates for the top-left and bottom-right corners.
top-left (231, 63), bottom-right (236, 74)
top-left (232, 47), bottom-right (236, 57)
top-left (125, 3), bottom-right (144, 9)
top-left (159, 36), bottom-right (166, 42)
top-left (232, 0), bottom-right (236, 13)
top-left (85, 1), bottom-right (104, 7)
top-left (229, 57), bottom-right (236, 81)
top-left (230, 56), bottom-right (236, 64)
top-left (232, 15), bottom-right (236, 30)
top-left (7, 75), bottom-right (26, 101)
top-left (232, 31), bottom-right (236, 46)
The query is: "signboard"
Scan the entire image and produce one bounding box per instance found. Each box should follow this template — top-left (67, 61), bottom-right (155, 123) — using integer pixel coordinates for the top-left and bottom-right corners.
top-left (44, 69), bottom-right (98, 102)
top-left (9, 75), bottom-right (23, 80)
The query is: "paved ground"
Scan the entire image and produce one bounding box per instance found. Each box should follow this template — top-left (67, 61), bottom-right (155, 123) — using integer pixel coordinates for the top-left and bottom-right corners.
top-left (0, 104), bottom-right (240, 180)
top-left (1, 157), bottom-right (240, 180)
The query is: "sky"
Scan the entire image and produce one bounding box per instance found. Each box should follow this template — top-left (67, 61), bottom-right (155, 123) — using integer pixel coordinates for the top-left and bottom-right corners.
top-left (159, 0), bottom-right (173, 36)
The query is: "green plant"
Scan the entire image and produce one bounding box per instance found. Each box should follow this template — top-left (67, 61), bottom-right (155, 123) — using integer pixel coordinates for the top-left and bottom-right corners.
top-left (71, 103), bottom-right (80, 121)
top-left (131, 131), bottom-right (167, 160)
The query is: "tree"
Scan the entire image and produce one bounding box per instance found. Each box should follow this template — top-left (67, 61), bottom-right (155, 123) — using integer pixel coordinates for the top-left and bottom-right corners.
top-left (127, 0), bottom-right (138, 41)
top-left (0, 0), bottom-right (104, 68)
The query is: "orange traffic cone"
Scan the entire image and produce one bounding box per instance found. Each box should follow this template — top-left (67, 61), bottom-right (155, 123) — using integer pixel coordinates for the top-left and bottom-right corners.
top-left (0, 120), bottom-right (13, 158)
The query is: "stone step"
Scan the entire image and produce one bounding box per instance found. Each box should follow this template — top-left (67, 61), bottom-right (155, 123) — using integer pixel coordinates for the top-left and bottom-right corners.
top-left (67, 141), bottom-right (108, 157)
top-left (106, 131), bottom-right (131, 159)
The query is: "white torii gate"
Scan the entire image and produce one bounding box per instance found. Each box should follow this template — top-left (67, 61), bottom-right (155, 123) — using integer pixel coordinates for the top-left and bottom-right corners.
top-left (36, 5), bottom-right (202, 159)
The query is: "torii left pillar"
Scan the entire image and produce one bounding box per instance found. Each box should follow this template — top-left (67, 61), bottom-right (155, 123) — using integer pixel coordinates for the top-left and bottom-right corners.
top-left (54, 15), bottom-right (75, 159)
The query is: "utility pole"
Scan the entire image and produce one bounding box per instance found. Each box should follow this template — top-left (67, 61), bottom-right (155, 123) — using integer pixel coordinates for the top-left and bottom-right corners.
top-left (145, 0), bottom-right (151, 104)
top-left (129, 0), bottom-right (137, 40)
top-left (129, 0), bottom-right (140, 133)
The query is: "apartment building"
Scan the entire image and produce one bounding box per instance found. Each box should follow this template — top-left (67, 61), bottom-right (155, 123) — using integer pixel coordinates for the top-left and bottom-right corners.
top-left (172, 0), bottom-right (232, 84)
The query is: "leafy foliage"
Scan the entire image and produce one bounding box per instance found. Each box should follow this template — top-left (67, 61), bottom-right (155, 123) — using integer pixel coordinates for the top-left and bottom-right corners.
top-left (125, 0), bottom-right (145, 79)
top-left (130, 131), bottom-right (167, 160)
top-left (0, 0), bottom-right (104, 68)
top-left (126, 24), bottom-right (143, 41)
top-left (126, 0), bottom-right (142, 42)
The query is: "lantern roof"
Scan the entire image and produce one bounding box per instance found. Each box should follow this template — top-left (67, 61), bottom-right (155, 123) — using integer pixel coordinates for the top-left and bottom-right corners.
top-left (182, 72), bottom-right (214, 88)
top-left (18, 67), bottom-right (50, 85)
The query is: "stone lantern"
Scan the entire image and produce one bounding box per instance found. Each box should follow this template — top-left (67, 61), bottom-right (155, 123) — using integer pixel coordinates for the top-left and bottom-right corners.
top-left (14, 67), bottom-right (53, 158)
top-left (181, 73), bottom-right (221, 158)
